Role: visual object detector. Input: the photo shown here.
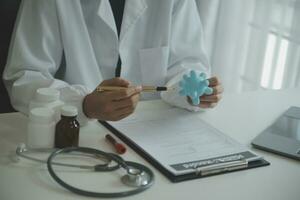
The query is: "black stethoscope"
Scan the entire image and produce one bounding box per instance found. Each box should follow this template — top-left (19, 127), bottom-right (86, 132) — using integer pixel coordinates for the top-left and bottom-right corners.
top-left (15, 143), bottom-right (154, 198)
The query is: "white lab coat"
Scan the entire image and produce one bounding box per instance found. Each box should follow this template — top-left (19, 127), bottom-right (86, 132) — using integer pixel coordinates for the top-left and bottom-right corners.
top-left (3, 0), bottom-right (210, 124)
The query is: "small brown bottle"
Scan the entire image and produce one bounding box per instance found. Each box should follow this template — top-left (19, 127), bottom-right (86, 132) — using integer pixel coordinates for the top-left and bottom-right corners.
top-left (55, 105), bottom-right (80, 148)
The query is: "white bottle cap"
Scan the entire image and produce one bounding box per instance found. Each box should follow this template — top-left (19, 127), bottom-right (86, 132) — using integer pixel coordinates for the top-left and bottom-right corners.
top-left (61, 105), bottom-right (78, 117)
top-left (35, 88), bottom-right (60, 102)
top-left (29, 107), bottom-right (55, 124)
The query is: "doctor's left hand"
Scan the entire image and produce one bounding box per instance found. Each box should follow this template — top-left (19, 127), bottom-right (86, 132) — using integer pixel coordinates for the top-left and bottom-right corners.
top-left (188, 76), bottom-right (223, 108)
top-left (200, 76), bottom-right (223, 108)
top-left (83, 78), bottom-right (142, 121)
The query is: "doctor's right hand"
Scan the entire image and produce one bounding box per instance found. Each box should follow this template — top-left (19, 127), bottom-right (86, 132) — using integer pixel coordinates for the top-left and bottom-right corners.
top-left (83, 78), bottom-right (142, 121)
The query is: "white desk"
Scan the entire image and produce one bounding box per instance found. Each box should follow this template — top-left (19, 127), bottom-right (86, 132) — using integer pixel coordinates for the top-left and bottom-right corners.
top-left (1, 88), bottom-right (300, 200)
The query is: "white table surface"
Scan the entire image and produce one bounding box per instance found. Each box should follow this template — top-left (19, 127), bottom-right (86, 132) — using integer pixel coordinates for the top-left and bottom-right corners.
top-left (1, 88), bottom-right (300, 200)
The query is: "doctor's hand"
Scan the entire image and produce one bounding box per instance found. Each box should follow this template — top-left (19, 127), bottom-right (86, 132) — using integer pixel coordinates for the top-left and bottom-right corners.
top-left (188, 76), bottom-right (223, 108)
top-left (83, 78), bottom-right (142, 121)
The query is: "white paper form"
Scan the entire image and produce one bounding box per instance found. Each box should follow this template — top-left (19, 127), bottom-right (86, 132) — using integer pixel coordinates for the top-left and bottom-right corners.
top-left (109, 107), bottom-right (260, 175)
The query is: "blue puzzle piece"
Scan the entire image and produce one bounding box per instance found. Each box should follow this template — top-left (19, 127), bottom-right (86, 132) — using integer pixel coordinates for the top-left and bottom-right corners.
top-left (179, 70), bottom-right (213, 105)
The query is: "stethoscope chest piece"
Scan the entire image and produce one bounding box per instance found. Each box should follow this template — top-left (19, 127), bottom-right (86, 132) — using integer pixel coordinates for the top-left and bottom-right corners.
top-left (121, 167), bottom-right (151, 187)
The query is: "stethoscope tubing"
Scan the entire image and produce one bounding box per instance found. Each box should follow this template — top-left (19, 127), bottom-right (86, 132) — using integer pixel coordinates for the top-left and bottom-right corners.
top-left (47, 147), bottom-right (154, 198)
top-left (15, 145), bottom-right (154, 198)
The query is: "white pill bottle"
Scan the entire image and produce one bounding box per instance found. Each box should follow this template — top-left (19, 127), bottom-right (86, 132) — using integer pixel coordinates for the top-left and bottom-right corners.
top-left (27, 107), bottom-right (56, 148)
top-left (29, 88), bottom-right (64, 122)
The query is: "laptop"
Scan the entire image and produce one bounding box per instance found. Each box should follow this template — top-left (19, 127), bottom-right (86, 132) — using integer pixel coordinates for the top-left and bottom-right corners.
top-left (252, 106), bottom-right (300, 160)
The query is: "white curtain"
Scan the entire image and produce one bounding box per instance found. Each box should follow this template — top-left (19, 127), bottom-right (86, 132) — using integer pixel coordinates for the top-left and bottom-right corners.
top-left (196, 0), bottom-right (300, 93)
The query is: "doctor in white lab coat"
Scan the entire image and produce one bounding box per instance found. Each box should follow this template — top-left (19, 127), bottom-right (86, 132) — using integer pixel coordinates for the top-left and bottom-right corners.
top-left (3, 0), bottom-right (223, 124)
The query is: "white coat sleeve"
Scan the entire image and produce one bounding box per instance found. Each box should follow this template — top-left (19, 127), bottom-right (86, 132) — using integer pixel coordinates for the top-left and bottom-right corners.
top-left (161, 0), bottom-right (211, 112)
top-left (2, 0), bottom-right (91, 125)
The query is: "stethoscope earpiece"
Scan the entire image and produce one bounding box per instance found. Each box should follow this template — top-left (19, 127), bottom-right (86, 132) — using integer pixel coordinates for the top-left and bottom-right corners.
top-left (17, 143), bottom-right (27, 153)
top-left (11, 143), bottom-right (27, 163)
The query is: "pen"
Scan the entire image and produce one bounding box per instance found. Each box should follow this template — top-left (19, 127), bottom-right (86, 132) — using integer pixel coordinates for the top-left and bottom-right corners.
top-left (97, 86), bottom-right (174, 92)
top-left (105, 134), bottom-right (127, 154)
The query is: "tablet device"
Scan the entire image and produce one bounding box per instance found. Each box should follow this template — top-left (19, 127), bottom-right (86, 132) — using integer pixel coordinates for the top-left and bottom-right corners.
top-left (252, 106), bottom-right (300, 160)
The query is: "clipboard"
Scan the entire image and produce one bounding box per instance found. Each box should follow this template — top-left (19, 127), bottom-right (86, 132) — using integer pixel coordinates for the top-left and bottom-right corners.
top-left (99, 121), bottom-right (270, 183)
top-left (99, 106), bottom-right (270, 182)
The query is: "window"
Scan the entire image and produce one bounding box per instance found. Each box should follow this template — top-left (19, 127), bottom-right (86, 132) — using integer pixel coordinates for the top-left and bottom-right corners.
top-left (244, 0), bottom-right (300, 90)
